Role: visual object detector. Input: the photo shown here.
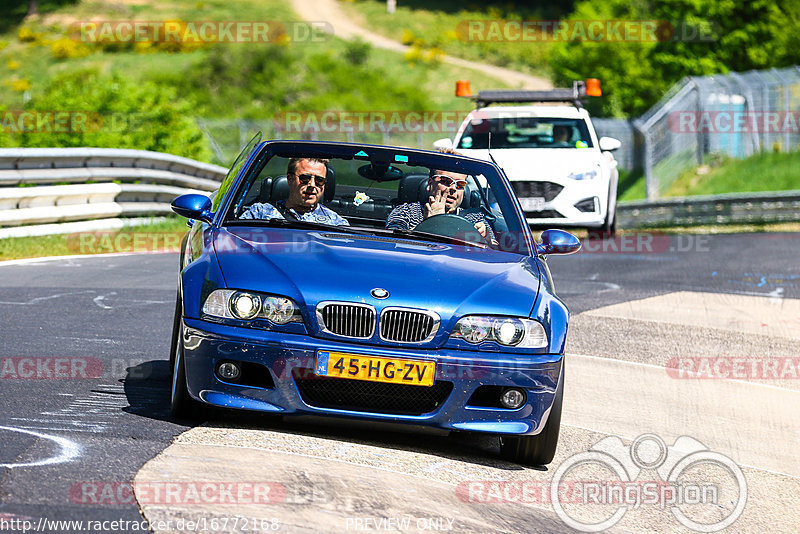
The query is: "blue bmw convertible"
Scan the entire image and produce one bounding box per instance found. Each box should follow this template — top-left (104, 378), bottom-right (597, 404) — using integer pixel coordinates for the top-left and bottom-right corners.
top-left (169, 136), bottom-right (580, 466)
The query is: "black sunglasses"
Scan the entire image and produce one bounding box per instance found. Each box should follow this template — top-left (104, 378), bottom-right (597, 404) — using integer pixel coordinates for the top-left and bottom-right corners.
top-left (295, 172), bottom-right (326, 186)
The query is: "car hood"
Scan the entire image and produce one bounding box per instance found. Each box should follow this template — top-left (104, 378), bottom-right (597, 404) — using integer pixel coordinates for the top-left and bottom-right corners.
top-left (459, 148), bottom-right (602, 181)
top-left (214, 227), bottom-right (541, 326)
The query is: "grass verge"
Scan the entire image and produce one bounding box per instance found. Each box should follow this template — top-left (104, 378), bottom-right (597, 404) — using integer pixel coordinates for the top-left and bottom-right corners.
top-left (666, 151), bottom-right (800, 197)
top-left (0, 217), bottom-right (189, 261)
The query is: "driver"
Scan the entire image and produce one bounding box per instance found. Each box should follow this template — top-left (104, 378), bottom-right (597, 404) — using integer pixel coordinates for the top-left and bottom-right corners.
top-left (552, 125), bottom-right (571, 146)
top-left (385, 152), bottom-right (495, 243)
top-left (240, 157), bottom-right (349, 226)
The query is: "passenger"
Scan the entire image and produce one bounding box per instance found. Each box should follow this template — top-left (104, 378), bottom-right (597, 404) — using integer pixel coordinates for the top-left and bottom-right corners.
top-left (240, 157), bottom-right (349, 226)
top-left (386, 150), bottom-right (495, 242)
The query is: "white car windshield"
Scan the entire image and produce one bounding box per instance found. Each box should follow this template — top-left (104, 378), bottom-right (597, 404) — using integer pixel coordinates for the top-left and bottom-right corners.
top-left (458, 117), bottom-right (593, 149)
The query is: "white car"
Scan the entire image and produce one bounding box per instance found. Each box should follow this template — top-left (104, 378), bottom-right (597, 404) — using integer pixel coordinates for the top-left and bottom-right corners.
top-left (435, 84), bottom-right (621, 235)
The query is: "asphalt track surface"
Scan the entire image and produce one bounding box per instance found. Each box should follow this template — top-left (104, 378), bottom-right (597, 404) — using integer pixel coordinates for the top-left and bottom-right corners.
top-left (0, 232), bottom-right (798, 533)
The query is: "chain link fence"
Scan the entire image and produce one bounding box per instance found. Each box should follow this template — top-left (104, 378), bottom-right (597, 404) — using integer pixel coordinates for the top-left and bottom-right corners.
top-left (592, 118), bottom-right (639, 172)
top-left (634, 66), bottom-right (800, 200)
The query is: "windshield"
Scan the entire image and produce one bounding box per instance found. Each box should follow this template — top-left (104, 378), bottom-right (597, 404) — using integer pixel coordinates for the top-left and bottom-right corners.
top-left (222, 143), bottom-right (532, 255)
top-left (458, 117), bottom-right (593, 149)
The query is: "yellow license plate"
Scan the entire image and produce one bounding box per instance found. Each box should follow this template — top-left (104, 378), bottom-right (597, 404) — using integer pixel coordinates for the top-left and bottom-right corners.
top-left (315, 351), bottom-right (435, 387)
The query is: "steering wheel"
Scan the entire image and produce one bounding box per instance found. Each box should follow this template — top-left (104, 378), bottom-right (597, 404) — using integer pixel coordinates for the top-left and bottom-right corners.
top-left (413, 214), bottom-right (489, 245)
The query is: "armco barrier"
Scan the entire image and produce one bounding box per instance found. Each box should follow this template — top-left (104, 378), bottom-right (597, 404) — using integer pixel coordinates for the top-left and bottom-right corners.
top-left (617, 190), bottom-right (800, 228)
top-left (1, 148), bottom-right (797, 237)
top-left (0, 148), bottom-right (226, 237)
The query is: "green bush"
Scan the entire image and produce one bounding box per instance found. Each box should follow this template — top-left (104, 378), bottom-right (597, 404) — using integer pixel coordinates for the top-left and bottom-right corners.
top-left (9, 69), bottom-right (211, 161)
top-left (50, 37), bottom-right (90, 59)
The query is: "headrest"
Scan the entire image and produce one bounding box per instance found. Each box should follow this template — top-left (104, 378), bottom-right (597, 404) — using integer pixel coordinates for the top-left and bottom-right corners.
top-left (259, 165), bottom-right (336, 204)
top-left (397, 174), bottom-right (428, 204)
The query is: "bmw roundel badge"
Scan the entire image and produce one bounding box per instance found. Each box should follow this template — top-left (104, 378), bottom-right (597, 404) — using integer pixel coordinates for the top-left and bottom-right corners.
top-left (371, 288), bottom-right (389, 299)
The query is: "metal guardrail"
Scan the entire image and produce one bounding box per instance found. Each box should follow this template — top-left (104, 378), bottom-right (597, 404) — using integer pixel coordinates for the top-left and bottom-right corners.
top-left (1, 148), bottom-right (796, 238)
top-left (0, 148), bottom-right (226, 238)
top-left (0, 184), bottom-right (205, 226)
top-left (617, 190), bottom-right (800, 227)
top-left (0, 147), bottom-right (226, 178)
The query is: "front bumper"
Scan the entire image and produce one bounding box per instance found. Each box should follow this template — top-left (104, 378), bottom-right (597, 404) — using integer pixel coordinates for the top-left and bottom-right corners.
top-left (515, 178), bottom-right (611, 228)
top-left (182, 318), bottom-right (563, 436)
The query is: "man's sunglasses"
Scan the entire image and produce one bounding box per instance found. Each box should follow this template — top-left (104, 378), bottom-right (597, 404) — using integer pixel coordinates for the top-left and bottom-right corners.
top-left (432, 174), bottom-right (467, 190)
top-left (295, 172), bottom-right (326, 186)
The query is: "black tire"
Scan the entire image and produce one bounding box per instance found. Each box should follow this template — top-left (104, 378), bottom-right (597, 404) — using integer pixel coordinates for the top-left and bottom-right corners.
top-left (603, 210), bottom-right (617, 238)
top-left (499, 363), bottom-right (564, 466)
top-left (168, 291), bottom-right (181, 372)
top-left (169, 302), bottom-right (203, 420)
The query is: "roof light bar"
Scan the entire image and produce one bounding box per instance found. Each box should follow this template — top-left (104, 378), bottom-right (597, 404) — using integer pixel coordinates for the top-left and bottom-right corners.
top-left (456, 79), bottom-right (602, 109)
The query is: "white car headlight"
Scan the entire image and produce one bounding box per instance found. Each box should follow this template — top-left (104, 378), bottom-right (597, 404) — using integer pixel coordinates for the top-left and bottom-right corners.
top-left (568, 169), bottom-right (598, 180)
top-left (202, 289), bottom-right (302, 324)
top-left (452, 316), bottom-right (548, 348)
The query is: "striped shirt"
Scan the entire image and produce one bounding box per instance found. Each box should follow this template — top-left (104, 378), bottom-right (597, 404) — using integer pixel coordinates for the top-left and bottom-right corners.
top-left (385, 201), bottom-right (495, 242)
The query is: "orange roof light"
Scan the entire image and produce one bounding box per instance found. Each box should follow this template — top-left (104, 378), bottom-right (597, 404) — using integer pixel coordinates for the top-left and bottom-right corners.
top-left (455, 80), bottom-right (472, 98)
top-left (585, 78), bottom-right (602, 97)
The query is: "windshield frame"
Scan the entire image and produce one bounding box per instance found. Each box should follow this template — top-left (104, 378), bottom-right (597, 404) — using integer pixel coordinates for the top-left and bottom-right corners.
top-left (217, 140), bottom-right (535, 256)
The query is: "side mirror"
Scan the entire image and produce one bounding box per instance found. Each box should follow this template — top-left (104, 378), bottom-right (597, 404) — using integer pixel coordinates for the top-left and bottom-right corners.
top-left (598, 136), bottom-right (622, 152)
top-left (171, 194), bottom-right (213, 223)
top-left (538, 229), bottom-right (581, 256)
top-left (433, 138), bottom-right (453, 150)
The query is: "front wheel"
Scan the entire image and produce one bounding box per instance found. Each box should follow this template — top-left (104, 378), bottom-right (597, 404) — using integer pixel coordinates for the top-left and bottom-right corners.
top-left (169, 296), bottom-right (203, 420)
top-left (499, 363), bottom-right (564, 466)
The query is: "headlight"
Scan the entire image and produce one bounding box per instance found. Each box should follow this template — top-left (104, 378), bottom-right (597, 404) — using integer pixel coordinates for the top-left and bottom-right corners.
top-left (452, 316), bottom-right (547, 348)
top-left (455, 316), bottom-right (493, 343)
top-left (231, 292), bottom-right (260, 319)
top-left (202, 289), bottom-right (302, 324)
top-left (568, 169), bottom-right (598, 180)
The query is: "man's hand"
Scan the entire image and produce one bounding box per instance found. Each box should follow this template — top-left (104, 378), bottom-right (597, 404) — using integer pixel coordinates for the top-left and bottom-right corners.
top-left (473, 221), bottom-right (488, 239)
top-left (425, 189), bottom-right (448, 218)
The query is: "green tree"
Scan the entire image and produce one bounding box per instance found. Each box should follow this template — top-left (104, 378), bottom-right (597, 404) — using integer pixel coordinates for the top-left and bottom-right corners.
top-left (549, 0), bottom-right (659, 117)
top-left (549, 0), bottom-right (800, 117)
